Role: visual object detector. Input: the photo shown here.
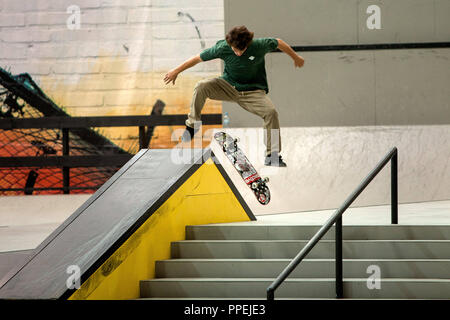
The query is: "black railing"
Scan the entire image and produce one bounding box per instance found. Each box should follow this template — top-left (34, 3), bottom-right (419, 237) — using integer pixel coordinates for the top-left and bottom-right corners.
top-left (0, 114), bottom-right (221, 151)
top-left (0, 114), bottom-right (222, 194)
top-left (284, 41), bottom-right (450, 53)
top-left (267, 147), bottom-right (398, 300)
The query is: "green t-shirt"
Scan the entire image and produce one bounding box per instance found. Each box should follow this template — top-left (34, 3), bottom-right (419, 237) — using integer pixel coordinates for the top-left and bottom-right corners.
top-left (199, 38), bottom-right (278, 93)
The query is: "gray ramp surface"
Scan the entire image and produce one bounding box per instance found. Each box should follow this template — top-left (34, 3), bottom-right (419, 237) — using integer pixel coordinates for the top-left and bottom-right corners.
top-left (0, 148), bottom-right (206, 299)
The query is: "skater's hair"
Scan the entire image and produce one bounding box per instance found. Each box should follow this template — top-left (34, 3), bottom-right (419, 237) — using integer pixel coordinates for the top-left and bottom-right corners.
top-left (226, 25), bottom-right (254, 50)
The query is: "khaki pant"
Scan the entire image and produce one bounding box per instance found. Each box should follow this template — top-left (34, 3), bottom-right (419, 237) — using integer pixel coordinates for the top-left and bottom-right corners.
top-left (186, 77), bottom-right (281, 156)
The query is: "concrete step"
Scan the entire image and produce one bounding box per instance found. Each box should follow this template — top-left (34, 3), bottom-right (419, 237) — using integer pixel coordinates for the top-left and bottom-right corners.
top-left (155, 259), bottom-right (450, 279)
top-left (186, 225), bottom-right (450, 240)
top-left (140, 278), bottom-right (450, 299)
top-left (171, 240), bottom-right (450, 259)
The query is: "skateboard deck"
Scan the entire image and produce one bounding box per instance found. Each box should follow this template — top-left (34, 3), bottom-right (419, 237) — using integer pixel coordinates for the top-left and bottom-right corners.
top-left (214, 131), bottom-right (270, 205)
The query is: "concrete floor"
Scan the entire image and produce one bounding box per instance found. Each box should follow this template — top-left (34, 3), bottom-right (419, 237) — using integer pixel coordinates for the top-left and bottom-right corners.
top-left (210, 200), bottom-right (450, 226)
top-left (0, 194), bottom-right (90, 252)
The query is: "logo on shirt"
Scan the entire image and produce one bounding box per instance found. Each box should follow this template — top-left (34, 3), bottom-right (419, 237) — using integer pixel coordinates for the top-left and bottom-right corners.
top-left (249, 56), bottom-right (255, 60)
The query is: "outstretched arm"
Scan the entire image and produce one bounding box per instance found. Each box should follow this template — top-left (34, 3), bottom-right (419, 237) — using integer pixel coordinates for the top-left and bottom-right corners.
top-left (163, 54), bottom-right (203, 85)
top-left (276, 38), bottom-right (305, 68)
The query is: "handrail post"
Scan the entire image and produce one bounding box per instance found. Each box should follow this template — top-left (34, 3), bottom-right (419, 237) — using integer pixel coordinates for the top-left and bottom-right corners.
top-left (139, 126), bottom-right (146, 150)
top-left (391, 149), bottom-right (398, 224)
top-left (335, 216), bottom-right (343, 298)
top-left (267, 288), bottom-right (274, 300)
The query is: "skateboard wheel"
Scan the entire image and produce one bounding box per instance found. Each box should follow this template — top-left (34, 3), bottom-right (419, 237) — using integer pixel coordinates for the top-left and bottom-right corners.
top-left (258, 193), bottom-right (266, 204)
top-left (263, 177), bottom-right (269, 183)
top-left (251, 182), bottom-right (258, 189)
top-left (234, 138), bottom-right (240, 143)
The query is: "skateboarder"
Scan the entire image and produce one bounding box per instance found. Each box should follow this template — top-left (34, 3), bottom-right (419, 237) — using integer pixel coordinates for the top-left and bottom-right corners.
top-left (163, 25), bottom-right (305, 166)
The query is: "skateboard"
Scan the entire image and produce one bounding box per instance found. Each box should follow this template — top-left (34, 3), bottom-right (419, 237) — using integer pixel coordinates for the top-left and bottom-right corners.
top-left (214, 131), bottom-right (270, 205)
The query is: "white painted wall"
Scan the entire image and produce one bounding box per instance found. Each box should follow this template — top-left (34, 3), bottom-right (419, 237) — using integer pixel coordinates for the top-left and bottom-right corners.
top-left (225, 0), bottom-right (450, 45)
top-left (224, 0), bottom-right (450, 127)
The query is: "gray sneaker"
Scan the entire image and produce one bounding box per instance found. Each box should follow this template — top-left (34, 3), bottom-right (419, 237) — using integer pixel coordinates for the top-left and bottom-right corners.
top-left (264, 153), bottom-right (287, 167)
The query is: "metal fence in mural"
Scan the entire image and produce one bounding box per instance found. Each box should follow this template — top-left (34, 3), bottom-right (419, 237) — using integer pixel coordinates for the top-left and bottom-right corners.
top-left (0, 68), bottom-right (141, 196)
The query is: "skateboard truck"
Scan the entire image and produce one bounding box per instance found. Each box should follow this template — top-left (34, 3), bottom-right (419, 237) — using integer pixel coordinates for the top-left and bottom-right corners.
top-left (252, 177), bottom-right (269, 190)
top-left (223, 139), bottom-right (238, 153)
top-left (234, 137), bottom-right (239, 145)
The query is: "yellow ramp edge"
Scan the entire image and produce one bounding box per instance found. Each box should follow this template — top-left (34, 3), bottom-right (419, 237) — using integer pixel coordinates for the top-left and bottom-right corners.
top-left (69, 158), bottom-right (252, 300)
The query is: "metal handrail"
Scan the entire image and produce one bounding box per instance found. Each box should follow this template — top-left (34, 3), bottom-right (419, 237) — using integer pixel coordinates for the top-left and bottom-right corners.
top-left (267, 147), bottom-right (398, 300)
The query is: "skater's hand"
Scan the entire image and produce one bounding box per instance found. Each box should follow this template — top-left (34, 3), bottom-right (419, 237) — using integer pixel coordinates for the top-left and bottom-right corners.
top-left (276, 38), bottom-right (305, 69)
top-left (164, 69), bottom-right (179, 85)
top-left (293, 55), bottom-right (305, 68)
